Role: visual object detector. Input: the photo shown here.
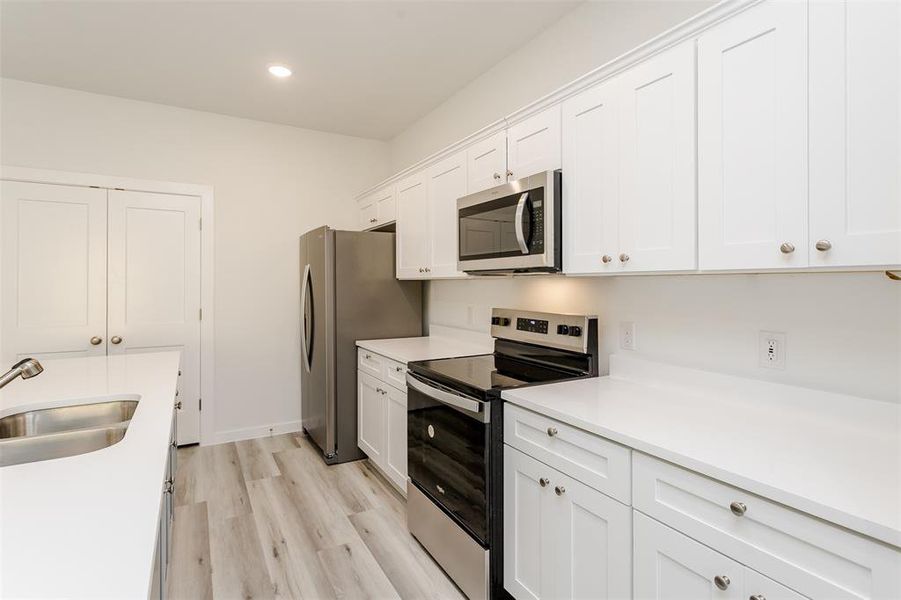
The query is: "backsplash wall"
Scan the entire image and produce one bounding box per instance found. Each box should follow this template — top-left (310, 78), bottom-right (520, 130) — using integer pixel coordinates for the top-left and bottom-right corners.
top-left (426, 273), bottom-right (901, 403)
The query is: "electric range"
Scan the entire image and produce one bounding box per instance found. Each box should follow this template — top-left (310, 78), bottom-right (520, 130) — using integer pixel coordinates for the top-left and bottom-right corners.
top-left (405, 308), bottom-right (598, 600)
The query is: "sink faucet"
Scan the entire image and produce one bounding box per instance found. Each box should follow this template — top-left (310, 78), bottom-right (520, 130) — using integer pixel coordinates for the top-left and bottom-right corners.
top-left (0, 358), bottom-right (44, 390)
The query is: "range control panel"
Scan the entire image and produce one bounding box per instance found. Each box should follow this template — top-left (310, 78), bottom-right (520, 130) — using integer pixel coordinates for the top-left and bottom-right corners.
top-left (490, 308), bottom-right (597, 354)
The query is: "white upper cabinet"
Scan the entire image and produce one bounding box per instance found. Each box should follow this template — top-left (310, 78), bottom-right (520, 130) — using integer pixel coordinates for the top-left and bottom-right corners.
top-left (358, 194), bottom-right (377, 230)
top-left (358, 185), bottom-right (396, 230)
top-left (395, 172), bottom-right (431, 279)
top-left (697, 0), bottom-right (808, 270)
top-left (562, 76), bottom-right (620, 274)
top-left (506, 105), bottom-right (562, 180)
top-left (427, 151), bottom-right (468, 278)
top-left (809, 0), bottom-right (901, 268)
top-left (618, 40), bottom-right (697, 272)
top-left (466, 130), bottom-right (507, 193)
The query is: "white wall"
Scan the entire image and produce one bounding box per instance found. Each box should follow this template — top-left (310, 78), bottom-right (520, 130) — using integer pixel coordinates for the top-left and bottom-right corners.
top-left (0, 78), bottom-right (390, 441)
top-left (388, 0), bottom-right (714, 171)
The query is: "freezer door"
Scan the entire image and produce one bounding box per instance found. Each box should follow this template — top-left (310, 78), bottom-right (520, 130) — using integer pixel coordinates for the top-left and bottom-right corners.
top-left (300, 227), bottom-right (336, 456)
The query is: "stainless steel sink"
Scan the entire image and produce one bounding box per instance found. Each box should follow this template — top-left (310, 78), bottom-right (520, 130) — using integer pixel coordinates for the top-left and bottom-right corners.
top-left (0, 422), bottom-right (129, 467)
top-left (0, 400), bottom-right (138, 438)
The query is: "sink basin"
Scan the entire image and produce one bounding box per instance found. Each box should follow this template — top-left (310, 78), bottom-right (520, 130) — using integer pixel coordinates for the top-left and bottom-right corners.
top-left (0, 422), bottom-right (129, 467)
top-left (0, 400), bottom-right (138, 439)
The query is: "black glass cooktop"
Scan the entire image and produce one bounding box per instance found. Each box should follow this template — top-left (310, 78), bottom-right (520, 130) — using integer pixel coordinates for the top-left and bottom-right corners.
top-left (410, 353), bottom-right (584, 395)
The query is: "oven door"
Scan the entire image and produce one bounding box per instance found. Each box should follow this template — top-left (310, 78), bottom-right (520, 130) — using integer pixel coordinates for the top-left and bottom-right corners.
top-left (406, 372), bottom-right (490, 545)
top-left (457, 170), bottom-right (559, 273)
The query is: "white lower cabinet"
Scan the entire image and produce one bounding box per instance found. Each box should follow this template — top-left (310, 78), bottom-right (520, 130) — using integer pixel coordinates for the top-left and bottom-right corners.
top-left (356, 349), bottom-right (408, 494)
top-left (504, 445), bottom-right (632, 600)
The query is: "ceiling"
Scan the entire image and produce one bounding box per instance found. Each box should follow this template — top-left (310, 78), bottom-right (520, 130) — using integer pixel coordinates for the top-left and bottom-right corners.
top-left (0, 1), bottom-right (580, 139)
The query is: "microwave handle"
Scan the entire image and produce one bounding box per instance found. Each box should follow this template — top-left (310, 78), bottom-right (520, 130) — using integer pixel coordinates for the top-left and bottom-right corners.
top-left (514, 192), bottom-right (530, 254)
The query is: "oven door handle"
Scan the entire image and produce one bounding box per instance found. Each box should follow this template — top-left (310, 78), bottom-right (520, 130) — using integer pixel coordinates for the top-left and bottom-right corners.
top-left (514, 192), bottom-right (530, 254)
top-left (406, 373), bottom-right (486, 418)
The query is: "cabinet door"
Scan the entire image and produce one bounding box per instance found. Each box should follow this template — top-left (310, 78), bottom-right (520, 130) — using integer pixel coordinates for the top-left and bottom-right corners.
top-left (357, 371), bottom-right (385, 463)
top-left (562, 78), bottom-right (620, 274)
top-left (374, 185), bottom-right (397, 225)
top-left (809, 0), bottom-right (901, 267)
top-left (466, 131), bottom-right (506, 193)
top-left (384, 386), bottom-right (408, 493)
top-left (395, 172), bottom-right (430, 279)
top-left (618, 41), bottom-right (697, 272)
top-left (358, 195), bottom-right (378, 230)
top-left (0, 182), bottom-right (108, 364)
top-left (634, 511), bottom-right (744, 600)
top-left (744, 568), bottom-right (807, 600)
top-left (549, 472), bottom-right (632, 600)
top-left (108, 190), bottom-right (202, 445)
top-left (507, 105), bottom-right (562, 179)
top-left (427, 151), bottom-right (467, 278)
top-left (504, 445), bottom-right (551, 600)
top-left (697, 0), bottom-right (808, 270)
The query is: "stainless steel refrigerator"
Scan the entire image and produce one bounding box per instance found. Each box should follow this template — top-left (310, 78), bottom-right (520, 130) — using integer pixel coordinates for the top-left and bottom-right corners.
top-left (299, 226), bottom-right (422, 464)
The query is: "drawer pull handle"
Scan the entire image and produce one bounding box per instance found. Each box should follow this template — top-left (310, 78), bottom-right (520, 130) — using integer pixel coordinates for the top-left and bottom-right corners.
top-left (714, 575), bottom-right (730, 591)
top-left (750, 595), bottom-right (766, 600)
top-left (554, 485), bottom-right (566, 496)
top-left (546, 426), bottom-right (558, 437)
top-left (729, 501), bottom-right (747, 517)
top-left (539, 477), bottom-right (550, 488)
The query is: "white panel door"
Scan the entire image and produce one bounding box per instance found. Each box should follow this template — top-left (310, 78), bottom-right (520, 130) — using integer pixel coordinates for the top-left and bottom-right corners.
top-left (809, 0), bottom-right (901, 267)
top-left (634, 511), bottom-right (744, 600)
top-left (357, 371), bottom-right (385, 463)
top-left (618, 41), bottom-right (697, 272)
top-left (562, 77), bottom-right (621, 274)
top-left (427, 151), bottom-right (467, 278)
top-left (550, 472), bottom-right (632, 600)
top-left (504, 445), bottom-right (550, 600)
top-left (697, 0), bottom-right (808, 270)
top-left (384, 385), bottom-right (407, 493)
top-left (506, 105), bottom-right (562, 180)
top-left (466, 131), bottom-right (506, 193)
top-left (107, 190), bottom-right (201, 444)
top-left (395, 172), bottom-right (430, 279)
top-left (1, 182), bottom-right (108, 364)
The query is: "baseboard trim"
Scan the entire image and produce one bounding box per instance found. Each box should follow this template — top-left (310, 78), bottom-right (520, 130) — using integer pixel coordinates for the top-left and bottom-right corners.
top-left (209, 420), bottom-right (303, 445)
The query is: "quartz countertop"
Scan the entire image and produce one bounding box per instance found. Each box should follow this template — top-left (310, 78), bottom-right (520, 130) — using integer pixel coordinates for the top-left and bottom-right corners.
top-left (356, 330), bottom-right (493, 364)
top-left (502, 354), bottom-right (901, 548)
top-left (0, 351), bottom-right (180, 599)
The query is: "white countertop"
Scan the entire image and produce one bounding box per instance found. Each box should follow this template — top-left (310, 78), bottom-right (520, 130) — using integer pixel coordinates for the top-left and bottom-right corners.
top-left (502, 354), bottom-right (901, 548)
top-left (0, 351), bottom-right (180, 599)
top-left (356, 328), bottom-right (493, 364)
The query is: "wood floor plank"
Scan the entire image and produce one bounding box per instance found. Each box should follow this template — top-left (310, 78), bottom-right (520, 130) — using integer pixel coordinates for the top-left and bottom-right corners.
top-left (198, 443), bottom-right (252, 521)
top-left (316, 539), bottom-right (401, 600)
top-left (208, 512), bottom-right (276, 600)
top-left (167, 502), bottom-right (213, 600)
top-left (236, 434), bottom-right (302, 482)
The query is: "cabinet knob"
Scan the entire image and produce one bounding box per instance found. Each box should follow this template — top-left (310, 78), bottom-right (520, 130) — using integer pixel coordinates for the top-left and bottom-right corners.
top-left (174, 400), bottom-right (182, 410)
top-left (554, 485), bottom-right (566, 496)
top-left (539, 477), bottom-right (550, 488)
top-left (547, 426), bottom-right (558, 437)
top-left (163, 478), bottom-right (174, 494)
top-left (395, 366), bottom-right (403, 372)
top-left (111, 335), bottom-right (123, 345)
top-left (601, 255), bottom-right (612, 264)
top-left (619, 253), bottom-right (630, 263)
top-left (779, 242), bottom-right (795, 254)
top-left (749, 595), bottom-right (767, 600)
top-left (425, 267), bottom-right (431, 273)
top-left (90, 336), bottom-right (103, 346)
top-left (506, 170), bottom-right (514, 179)
top-left (815, 239), bottom-right (832, 252)
top-left (713, 575), bottom-right (730, 591)
top-left (729, 501), bottom-right (747, 517)
top-left (418, 268), bottom-right (424, 273)
top-left (493, 172), bottom-right (501, 180)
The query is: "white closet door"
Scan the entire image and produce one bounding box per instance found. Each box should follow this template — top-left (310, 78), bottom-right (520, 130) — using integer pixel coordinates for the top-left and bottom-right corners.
top-left (809, 0), bottom-right (901, 267)
top-left (697, 0), bottom-right (808, 270)
top-left (1, 182), bottom-right (108, 364)
top-left (618, 41), bottom-right (697, 272)
top-left (108, 190), bottom-right (201, 444)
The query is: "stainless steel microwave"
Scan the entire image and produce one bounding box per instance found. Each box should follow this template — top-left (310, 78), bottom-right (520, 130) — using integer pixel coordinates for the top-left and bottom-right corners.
top-left (457, 169), bottom-right (562, 274)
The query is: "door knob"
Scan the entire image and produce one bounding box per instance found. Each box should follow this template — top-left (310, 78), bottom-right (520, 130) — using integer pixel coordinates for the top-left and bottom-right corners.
top-left (713, 575), bottom-right (730, 590)
top-left (815, 239), bottom-right (832, 252)
top-left (90, 336), bottom-right (103, 346)
top-left (779, 242), bottom-right (795, 254)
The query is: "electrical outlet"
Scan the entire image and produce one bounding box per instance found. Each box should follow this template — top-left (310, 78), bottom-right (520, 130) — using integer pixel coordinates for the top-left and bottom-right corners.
top-left (759, 331), bottom-right (786, 370)
top-left (619, 321), bottom-right (637, 351)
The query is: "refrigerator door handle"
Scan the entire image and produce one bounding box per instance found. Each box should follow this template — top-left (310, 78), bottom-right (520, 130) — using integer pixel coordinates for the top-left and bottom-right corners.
top-left (300, 263), bottom-right (313, 373)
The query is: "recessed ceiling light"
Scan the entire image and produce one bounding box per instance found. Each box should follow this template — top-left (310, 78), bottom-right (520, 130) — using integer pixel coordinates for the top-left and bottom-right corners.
top-left (268, 65), bottom-right (292, 78)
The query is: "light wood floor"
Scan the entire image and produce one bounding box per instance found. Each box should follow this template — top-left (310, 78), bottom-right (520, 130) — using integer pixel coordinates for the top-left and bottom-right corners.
top-left (167, 433), bottom-right (466, 600)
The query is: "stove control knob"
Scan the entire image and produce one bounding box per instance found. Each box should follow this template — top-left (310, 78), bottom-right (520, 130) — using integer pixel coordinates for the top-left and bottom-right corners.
top-left (498, 317), bottom-right (510, 326)
top-left (491, 317), bottom-right (500, 325)
top-left (556, 324), bottom-right (569, 335)
top-left (568, 326), bottom-right (583, 337)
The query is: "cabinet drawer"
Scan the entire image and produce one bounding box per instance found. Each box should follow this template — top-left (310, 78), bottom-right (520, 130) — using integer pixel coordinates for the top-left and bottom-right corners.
top-left (633, 452), bottom-right (901, 599)
top-left (383, 357), bottom-right (407, 390)
top-left (357, 348), bottom-right (384, 378)
top-left (504, 404), bottom-right (631, 504)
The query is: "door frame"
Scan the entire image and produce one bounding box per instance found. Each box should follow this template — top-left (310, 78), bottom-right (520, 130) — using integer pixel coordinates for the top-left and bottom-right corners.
top-left (0, 166), bottom-right (216, 446)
